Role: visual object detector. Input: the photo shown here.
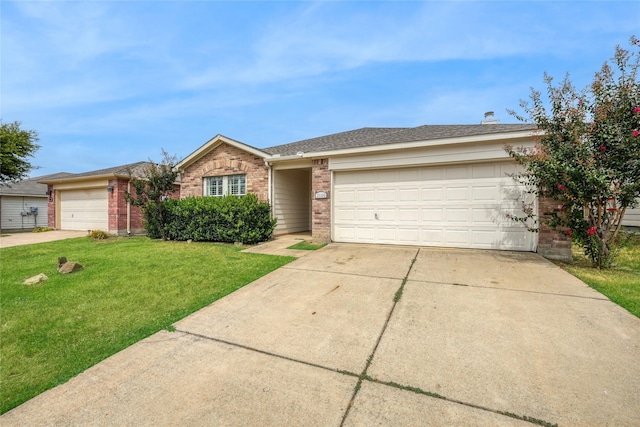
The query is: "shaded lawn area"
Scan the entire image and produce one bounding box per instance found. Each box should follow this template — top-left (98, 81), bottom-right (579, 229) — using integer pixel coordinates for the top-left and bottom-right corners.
top-left (0, 237), bottom-right (295, 414)
top-left (557, 233), bottom-right (640, 318)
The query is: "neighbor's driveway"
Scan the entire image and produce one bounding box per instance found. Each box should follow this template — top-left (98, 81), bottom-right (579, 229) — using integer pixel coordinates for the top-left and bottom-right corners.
top-left (2, 244), bottom-right (640, 426)
top-left (0, 230), bottom-right (87, 248)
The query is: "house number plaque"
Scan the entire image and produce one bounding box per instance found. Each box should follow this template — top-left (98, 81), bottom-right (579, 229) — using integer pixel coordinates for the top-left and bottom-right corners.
top-left (315, 191), bottom-right (328, 199)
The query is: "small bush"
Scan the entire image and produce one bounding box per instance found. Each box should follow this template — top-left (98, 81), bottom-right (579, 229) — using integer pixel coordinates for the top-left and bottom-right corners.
top-left (88, 230), bottom-right (110, 240)
top-left (155, 194), bottom-right (277, 244)
top-left (32, 227), bottom-right (54, 233)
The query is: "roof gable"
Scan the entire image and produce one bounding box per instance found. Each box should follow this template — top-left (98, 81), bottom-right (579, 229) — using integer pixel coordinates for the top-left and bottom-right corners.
top-left (177, 134), bottom-right (270, 171)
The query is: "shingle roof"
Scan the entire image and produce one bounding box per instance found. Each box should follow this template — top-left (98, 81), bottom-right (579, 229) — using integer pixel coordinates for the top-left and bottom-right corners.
top-left (37, 161), bottom-right (152, 183)
top-left (0, 172), bottom-right (74, 196)
top-left (63, 161), bottom-right (151, 179)
top-left (263, 124), bottom-right (537, 156)
top-left (263, 127), bottom-right (409, 156)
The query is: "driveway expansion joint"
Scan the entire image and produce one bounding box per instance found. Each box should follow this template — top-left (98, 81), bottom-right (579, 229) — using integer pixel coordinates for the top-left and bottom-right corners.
top-left (363, 376), bottom-right (558, 427)
top-left (339, 248), bottom-right (420, 426)
top-left (174, 328), bottom-right (357, 377)
top-left (281, 265), bottom-right (405, 281)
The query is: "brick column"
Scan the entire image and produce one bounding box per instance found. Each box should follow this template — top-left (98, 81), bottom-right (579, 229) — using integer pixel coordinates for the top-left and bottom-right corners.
top-left (311, 158), bottom-right (331, 243)
top-left (47, 185), bottom-right (56, 228)
top-left (536, 195), bottom-right (572, 261)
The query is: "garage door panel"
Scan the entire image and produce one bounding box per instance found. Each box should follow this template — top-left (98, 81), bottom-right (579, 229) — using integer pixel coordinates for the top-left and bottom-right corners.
top-left (446, 186), bottom-right (470, 201)
top-left (396, 228), bottom-right (419, 242)
top-left (446, 208), bottom-right (470, 222)
top-left (335, 207), bottom-right (355, 221)
top-left (357, 208), bottom-right (375, 221)
top-left (357, 190), bottom-right (375, 203)
top-left (377, 208), bottom-right (396, 221)
top-left (377, 189), bottom-right (396, 202)
top-left (422, 208), bottom-right (443, 221)
top-left (421, 188), bottom-right (443, 201)
top-left (399, 208), bottom-right (419, 222)
top-left (445, 229), bottom-right (470, 245)
top-left (398, 169), bottom-right (420, 181)
top-left (333, 163), bottom-right (536, 251)
top-left (335, 189), bottom-right (356, 204)
top-left (473, 185), bottom-right (499, 201)
top-left (355, 227), bottom-right (375, 240)
top-left (472, 164), bottom-right (498, 178)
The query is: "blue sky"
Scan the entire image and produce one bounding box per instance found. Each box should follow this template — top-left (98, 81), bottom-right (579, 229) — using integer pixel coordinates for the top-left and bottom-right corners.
top-left (2, 1), bottom-right (638, 176)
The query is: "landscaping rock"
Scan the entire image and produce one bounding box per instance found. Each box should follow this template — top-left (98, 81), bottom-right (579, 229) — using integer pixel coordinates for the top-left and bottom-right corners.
top-left (24, 273), bottom-right (48, 285)
top-left (58, 262), bottom-right (84, 274)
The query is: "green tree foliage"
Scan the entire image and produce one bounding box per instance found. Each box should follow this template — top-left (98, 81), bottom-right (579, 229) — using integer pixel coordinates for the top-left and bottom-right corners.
top-left (0, 121), bottom-right (41, 184)
top-left (125, 150), bottom-right (179, 240)
top-left (506, 36), bottom-right (640, 268)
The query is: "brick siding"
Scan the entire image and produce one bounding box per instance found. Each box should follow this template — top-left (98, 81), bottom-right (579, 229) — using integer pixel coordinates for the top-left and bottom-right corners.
top-left (537, 195), bottom-right (572, 261)
top-left (180, 143), bottom-right (269, 201)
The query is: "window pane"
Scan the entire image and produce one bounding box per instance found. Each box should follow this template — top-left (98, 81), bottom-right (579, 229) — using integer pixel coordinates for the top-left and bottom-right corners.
top-left (228, 175), bottom-right (246, 196)
top-left (205, 177), bottom-right (223, 196)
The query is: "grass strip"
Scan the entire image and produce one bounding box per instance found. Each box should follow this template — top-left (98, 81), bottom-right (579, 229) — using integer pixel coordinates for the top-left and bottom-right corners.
top-left (555, 233), bottom-right (640, 318)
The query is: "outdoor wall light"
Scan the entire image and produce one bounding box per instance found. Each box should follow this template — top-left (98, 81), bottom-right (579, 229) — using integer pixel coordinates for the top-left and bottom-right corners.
top-left (107, 186), bottom-right (114, 193)
top-left (45, 190), bottom-right (52, 196)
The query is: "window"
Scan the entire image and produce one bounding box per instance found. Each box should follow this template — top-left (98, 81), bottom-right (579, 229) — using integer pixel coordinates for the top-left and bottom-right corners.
top-left (204, 175), bottom-right (246, 197)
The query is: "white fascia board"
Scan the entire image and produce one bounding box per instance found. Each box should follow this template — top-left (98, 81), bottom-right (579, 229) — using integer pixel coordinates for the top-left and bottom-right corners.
top-left (38, 175), bottom-right (120, 185)
top-left (176, 134), bottom-right (270, 171)
top-left (285, 130), bottom-right (538, 160)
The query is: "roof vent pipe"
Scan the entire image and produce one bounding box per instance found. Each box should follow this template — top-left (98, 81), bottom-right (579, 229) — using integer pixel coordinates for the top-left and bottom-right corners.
top-left (481, 111), bottom-right (499, 124)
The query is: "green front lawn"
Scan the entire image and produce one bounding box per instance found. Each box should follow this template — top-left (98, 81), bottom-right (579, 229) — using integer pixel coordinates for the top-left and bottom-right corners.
top-left (0, 237), bottom-right (295, 414)
top-left (558, 234), bottom-right (640, 318)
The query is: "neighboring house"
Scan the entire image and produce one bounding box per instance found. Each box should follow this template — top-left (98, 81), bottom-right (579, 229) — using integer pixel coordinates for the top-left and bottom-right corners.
top-left (0, 173), bottom-right (72, 232)
top-left (622, 206), bottom-right (640, 228)
top-left (38, 162), bottom-right (161, 235)
top-left (177, 120), bottom-right (576, 259)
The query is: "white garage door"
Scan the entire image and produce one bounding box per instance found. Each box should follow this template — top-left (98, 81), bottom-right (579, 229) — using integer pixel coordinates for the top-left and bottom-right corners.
top-left (333, 162), bottom-right (536, 251)
top-left (60, 189), bottom-right (108, 231)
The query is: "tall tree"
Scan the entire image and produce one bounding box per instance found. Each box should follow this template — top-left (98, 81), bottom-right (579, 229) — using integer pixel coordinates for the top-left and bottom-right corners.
top-left (506, 36), bottom-right (640, 268)
top-left (0, 121), bottom-right (41, 184)
top-left (125, 150), bottom-right (179, 240)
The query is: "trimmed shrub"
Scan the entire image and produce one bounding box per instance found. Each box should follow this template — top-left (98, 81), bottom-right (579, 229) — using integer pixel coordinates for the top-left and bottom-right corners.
top-left (88, 230), bottom-right (110, 240)
top-left (157, 194), bottom-right (276, 244)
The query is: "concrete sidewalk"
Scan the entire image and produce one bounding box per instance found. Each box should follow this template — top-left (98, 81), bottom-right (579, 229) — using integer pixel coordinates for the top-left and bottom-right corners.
top-left (2, 244), bottom-right (640, 426)
top-left (0, 230), bottom-right (87, 248)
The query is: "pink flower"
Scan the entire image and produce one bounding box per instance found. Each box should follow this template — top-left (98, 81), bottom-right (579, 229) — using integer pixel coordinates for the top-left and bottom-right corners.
top-left (564, 229), bottom-right (572, 237)
top-left (587, 226), bottom-right (596, 235)
top-left (599, 145), bottom-right (606, 152)
top-left (557, 185), bottom-right (566, 191)
top-left (633, 129), bottom-right (640, 137)
top-left (634, 107), bottom-right (640, 114)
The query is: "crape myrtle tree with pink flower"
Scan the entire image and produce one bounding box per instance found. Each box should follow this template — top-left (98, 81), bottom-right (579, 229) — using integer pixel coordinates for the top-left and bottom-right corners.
top-left (505, 36), bottom-right (640, 269)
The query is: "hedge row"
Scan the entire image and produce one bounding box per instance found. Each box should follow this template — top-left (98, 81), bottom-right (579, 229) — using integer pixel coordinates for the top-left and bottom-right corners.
top-left (143, 194), bottom-right (277, 244)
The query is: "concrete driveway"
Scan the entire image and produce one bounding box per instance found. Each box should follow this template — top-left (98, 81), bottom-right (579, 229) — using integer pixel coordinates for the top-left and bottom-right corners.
top-left (0, 230), bottom-right (87, 248)
top-left (2, 244), bottom-right (640, 426)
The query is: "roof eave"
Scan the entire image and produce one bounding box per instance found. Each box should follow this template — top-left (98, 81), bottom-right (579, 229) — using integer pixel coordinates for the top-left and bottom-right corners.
top-left (38, 173), bottom-right (130, 185)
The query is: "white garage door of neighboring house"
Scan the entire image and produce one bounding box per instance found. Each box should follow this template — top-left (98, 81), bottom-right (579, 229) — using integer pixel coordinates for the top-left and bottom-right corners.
top-left (60, 189), bottom-right (108, 231)
top-left (333, 162), bottom-right (536, 251)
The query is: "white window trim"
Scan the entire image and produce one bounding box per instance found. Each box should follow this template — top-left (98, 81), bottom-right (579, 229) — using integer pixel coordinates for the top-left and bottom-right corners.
top-left (204, 174), bottom-right (246, 197)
